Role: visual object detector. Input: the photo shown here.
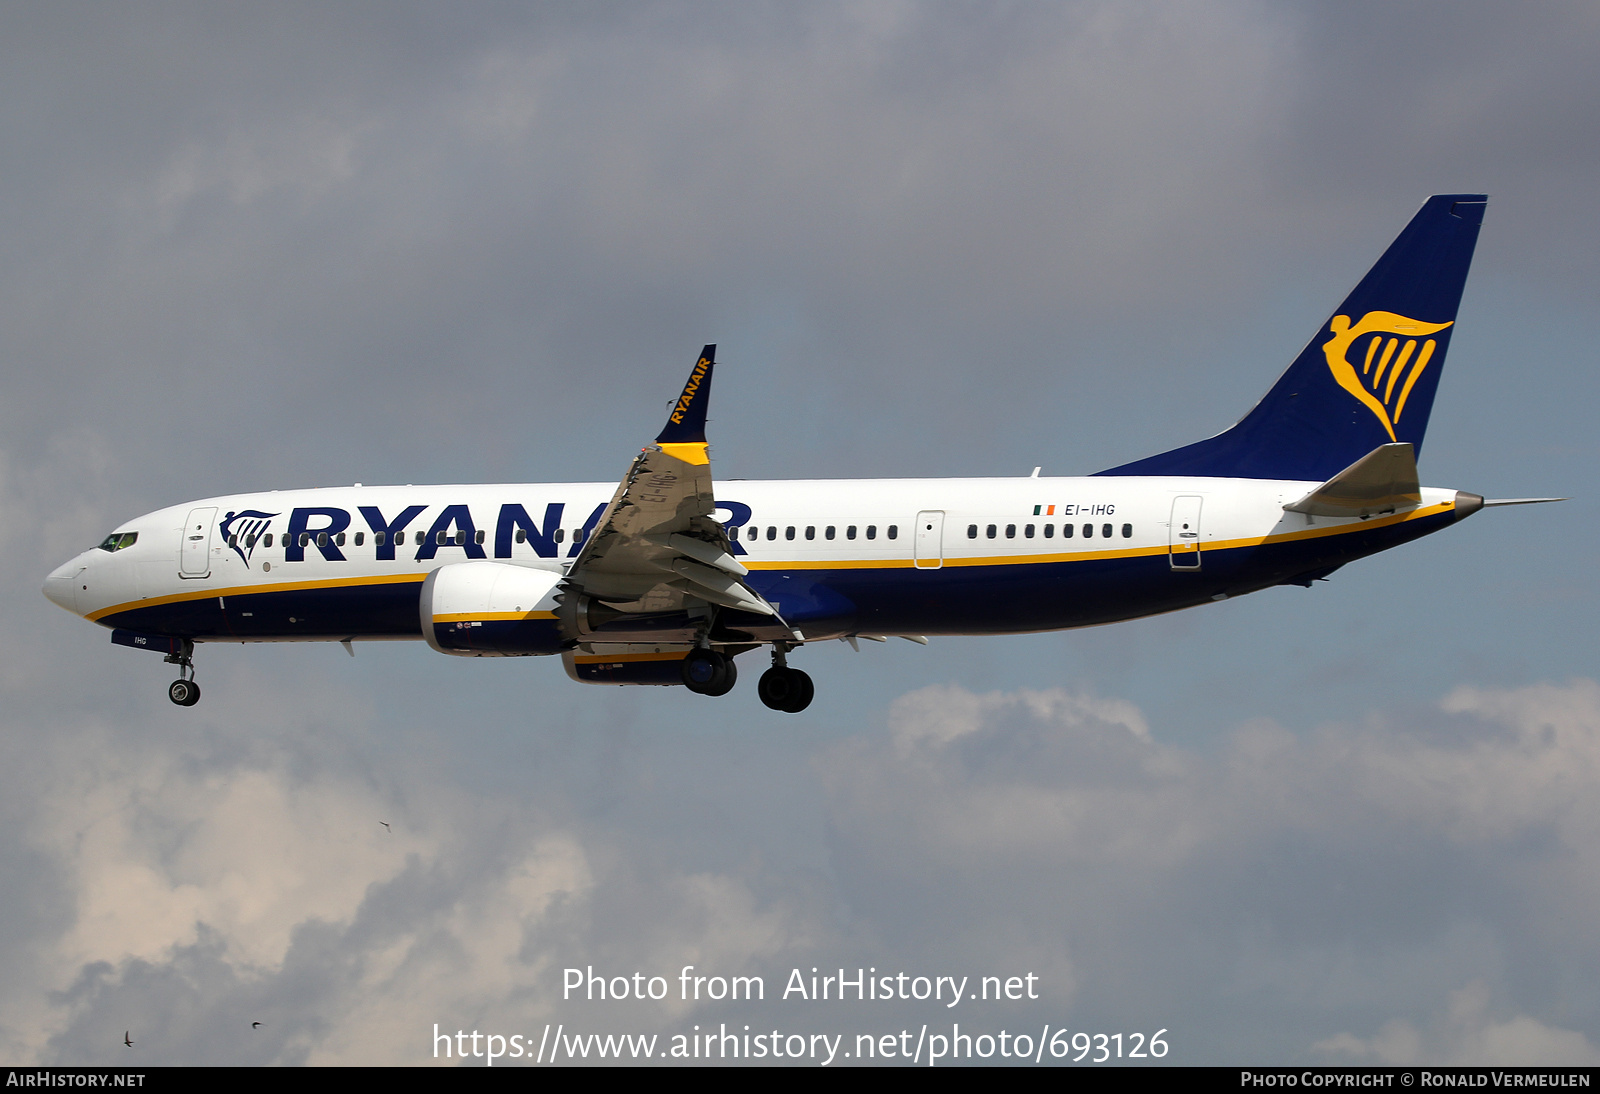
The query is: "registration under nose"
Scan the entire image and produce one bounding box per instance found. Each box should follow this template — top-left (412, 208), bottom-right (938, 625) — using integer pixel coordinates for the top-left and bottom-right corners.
top-left (42, 561), bottom-right (84, 615)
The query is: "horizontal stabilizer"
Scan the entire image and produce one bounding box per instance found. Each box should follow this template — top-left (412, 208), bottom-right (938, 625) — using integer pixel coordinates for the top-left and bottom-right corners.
top-left (1284, 442), bottom-right (1420, 518)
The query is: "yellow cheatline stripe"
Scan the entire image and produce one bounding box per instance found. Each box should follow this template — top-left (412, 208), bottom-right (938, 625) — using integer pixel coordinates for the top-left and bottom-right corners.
top-left (86, 571), bottom-right (428, 623)
top-left (1217, 499), bottom-right (1453, 551)
top-left (656, 442), bottom-right (710, 465)
top-left (573, 651), bottom-right (688, 664)
top-left (945, 544), bottom-right (1169, 567)
top-left (745, 557), bottom-right (910, 571)
top-left (432, 611), bottom-right (557, 624)
top-left (740, 500), bottom-right (1455, 571)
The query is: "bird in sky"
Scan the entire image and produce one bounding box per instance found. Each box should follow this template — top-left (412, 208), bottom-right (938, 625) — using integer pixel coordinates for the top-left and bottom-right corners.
top-left (123, 1031), bottom-right (133, 1047)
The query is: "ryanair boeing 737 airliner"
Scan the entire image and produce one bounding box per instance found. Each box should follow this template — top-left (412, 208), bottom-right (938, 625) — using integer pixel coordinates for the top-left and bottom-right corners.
top-left (43, 195), bottom-right (1558, 712)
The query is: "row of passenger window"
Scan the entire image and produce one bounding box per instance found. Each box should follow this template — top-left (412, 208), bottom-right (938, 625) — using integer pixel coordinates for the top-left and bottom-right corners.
top-left (970, 523), bottom-right (1133, 540)
top-left (230, 528), bottom-right (592, 550)
top-left (226, 521), bottom-right (1131, 553)
top-left (732, 524), bottom-right (896, 543)
top-left (730, 521), bottom-right (1135, 546)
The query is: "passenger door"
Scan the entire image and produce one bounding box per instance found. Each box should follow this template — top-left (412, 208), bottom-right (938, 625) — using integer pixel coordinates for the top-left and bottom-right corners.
top-left (1168, 496), bottom-right (1202, 571)
top-left (914, 510), bottom-right (945, 569)
top-left (179, 506), bottom-right (217, 578)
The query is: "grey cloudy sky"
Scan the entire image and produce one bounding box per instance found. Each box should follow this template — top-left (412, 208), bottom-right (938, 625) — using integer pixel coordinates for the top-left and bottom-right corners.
top-left (2, 0), bottom-right (1597, 1066)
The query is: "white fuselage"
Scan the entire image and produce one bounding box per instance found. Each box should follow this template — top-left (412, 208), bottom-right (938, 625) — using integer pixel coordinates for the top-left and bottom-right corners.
top-left (45, 475), bottom-right (1466, 645)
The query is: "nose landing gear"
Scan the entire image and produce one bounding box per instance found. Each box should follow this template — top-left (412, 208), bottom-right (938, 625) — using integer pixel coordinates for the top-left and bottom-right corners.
top-left (165, 641), bottom-right (200, 706)
top-left (758, 645), bottom-right (813, 713)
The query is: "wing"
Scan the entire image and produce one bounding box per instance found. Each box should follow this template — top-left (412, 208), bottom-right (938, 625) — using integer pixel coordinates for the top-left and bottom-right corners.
top-left (564, 346), bottom-right (783, 621)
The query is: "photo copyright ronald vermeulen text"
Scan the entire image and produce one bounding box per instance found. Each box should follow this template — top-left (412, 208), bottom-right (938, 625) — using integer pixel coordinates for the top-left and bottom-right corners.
top-left (429, 965), bottom-right (1169, 1065)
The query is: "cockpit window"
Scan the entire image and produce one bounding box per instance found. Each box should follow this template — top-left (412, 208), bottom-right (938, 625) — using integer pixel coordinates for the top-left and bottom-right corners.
top-left (97, 531), bottom-right (138, 552)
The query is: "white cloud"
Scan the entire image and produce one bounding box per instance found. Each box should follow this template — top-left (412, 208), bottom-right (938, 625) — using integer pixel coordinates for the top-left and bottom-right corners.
top-left (2, 715), bottom-right (435, 1060)
top-left (828, 678), bottom-right (1600, 876)
top-left (4, 673), bottom-right (1599, 1064)
top-left (1316, 982), bottom-right (1600, 1066)
top-left (49, 763), bottom-right (425, 972)
top-left (302, 833), bottom-right (592, 1066)
top-left (1, 698), bottom-right (822, 1064)
top-left (147, 118), bottom-right (367, 223)
top-left (818, 678), bottom-right (1600, 1062)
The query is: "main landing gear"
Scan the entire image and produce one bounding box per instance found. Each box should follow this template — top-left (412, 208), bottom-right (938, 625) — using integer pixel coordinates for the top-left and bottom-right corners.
top-left (681, 647), bottom-right (737, 697)
top-left (165, 640), bottom-right (200, 706)
top-left (757, 645), bottom-right (813, 714)
top-left (680, 643), bottom-right (814, 712)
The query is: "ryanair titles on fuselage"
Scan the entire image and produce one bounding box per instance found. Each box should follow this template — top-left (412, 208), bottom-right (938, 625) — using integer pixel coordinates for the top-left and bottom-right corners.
top-left (223, 498), bottom-right (612, 566)
top-left (177, 487), bottom-right (1142, 572)
top-left (111, 473), bottom-right (1476, 602)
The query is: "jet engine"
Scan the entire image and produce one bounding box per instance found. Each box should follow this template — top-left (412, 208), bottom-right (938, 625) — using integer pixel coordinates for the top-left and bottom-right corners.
top-left (419, 561), bottom-right (566, 656)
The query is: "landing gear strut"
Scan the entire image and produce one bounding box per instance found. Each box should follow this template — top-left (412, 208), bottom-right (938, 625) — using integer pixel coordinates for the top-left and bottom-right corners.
top-left (165, 640), bottom-right (200, 706)
top-left (681, 647), bottom-right (737, 696)
top-left (758, 645), bottom-right (813, 713)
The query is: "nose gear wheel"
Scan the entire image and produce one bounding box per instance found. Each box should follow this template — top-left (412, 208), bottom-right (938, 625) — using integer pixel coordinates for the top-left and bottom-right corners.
top-left (164, 639), bottom-right (200, 706)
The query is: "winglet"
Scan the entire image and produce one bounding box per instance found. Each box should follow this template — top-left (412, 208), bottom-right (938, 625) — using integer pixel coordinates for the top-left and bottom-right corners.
top-left (655, 346), bottom-right (716, 464)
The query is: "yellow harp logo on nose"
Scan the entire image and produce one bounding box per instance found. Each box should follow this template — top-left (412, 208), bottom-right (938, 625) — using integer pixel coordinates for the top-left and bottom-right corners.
top-left (1322, 311), bottom-right (1453, 441)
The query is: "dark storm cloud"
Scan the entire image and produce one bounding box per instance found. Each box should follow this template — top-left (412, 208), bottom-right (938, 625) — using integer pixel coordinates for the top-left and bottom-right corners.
top-left (1, 1), bottom-right (1303, 494)
top-left (6, 2), bottom-right (1594, 492)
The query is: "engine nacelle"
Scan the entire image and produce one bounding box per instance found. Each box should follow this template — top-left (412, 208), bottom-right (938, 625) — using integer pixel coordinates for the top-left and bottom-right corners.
top-left (562, 646), bottom-right (692, 685)
top-left (420, 562), bottom-right (566, 656)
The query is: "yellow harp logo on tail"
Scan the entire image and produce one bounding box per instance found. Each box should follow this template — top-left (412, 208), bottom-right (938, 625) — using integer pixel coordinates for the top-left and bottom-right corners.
top-left (1322, 311), bottom-right (1453, 440)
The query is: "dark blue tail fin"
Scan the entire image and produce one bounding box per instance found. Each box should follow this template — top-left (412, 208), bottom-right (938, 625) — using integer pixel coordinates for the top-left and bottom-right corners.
top-left (1096, 195), bottom-right (1486, 481)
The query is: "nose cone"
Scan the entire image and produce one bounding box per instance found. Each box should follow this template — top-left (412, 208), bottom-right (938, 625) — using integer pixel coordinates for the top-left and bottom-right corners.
top-left (43, 559), bottom-right (85, 614)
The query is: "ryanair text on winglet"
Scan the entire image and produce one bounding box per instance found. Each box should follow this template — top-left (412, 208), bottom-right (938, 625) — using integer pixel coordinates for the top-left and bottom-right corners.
top-left (668, 357), bottom-right (710, 425)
